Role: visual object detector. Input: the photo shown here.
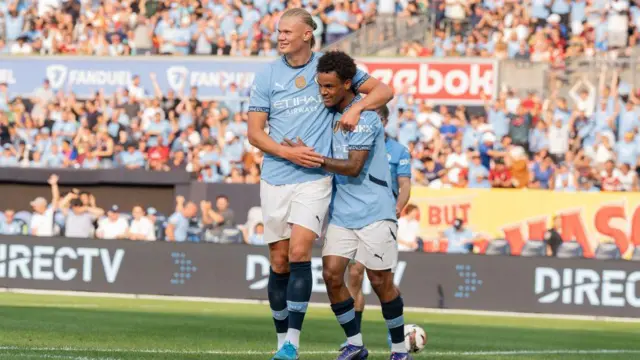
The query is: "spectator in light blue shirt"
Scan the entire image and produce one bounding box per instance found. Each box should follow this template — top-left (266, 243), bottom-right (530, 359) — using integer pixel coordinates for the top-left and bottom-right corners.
top-left (193, 19), bottom-right (215, 55)
top-left (0, 209), bottom-right (23, 235)
top-left (618, 101), bottom-right (639, 139)
top-left (227, 113), bottom-right (248, 139)
top-left (82, 151), bottom-right (100, 169)
top-left (201, 165), bottom-right (223, 183)
top-left (245, 223), bottom-right (266, 246)
top-left (325, 2), bottom-right (350, 43)
top-left (468, 153), bottom-right (491, 189)
top-left (166, 201), bottom-right (197, 242)
top-left (5, 8), bottom-right (24, 42)
top-left (223, 133), bottom-right (244, 164)
top-left (145, 112), bottom-right (171, 147)
top-left (174, 18), bottom-right (193, 55)
top-left (35, 128), bottom-right (53, 153)
top-left (0, 144), bottom-right (18, 167)
top-left (551, 0), bottom-right (571, 16)
top-left (44, 144), bottom-right (65, 167)
top-left (120, 143), bottom-right (145, 169)
top-left (30, 151), bottom-right (46, 168)
top-left (443, 218), bottom-right (475, 254)
top-left (530, 0), bottom-right (551, 20)
top-left (616, 132), bottom-right (639, 166)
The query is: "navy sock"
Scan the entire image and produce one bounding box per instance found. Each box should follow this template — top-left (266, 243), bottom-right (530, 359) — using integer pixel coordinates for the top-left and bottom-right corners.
top-left (382, 296), bottom-right (405, 347)
top-left (355, 311), bottom-right (363, 329)
top-left (286, 261), bottom-right (312, 332)
top-left (331, 298), bottom-right (360, 338)
top-left (268, 268), bottom-right (290, 336)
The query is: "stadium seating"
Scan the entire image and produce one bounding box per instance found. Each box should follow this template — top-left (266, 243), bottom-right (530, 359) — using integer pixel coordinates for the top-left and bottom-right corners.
top-left (220, 228), bottom-right (244, 244)
top-left (594, 243), bottom-right (622, 260)
top-left (556, 241), bottom-right (584, 259)
top-left (520, 240), bottom-right (547, 257)
top-left (630, 247), bottom-right (640, 261)
top-left (485, 239), bottom-right (510, 256)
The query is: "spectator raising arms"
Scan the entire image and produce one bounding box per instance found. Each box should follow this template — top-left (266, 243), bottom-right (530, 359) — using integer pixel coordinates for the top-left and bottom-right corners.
top-left (29, 174), bottom-right (59, 237)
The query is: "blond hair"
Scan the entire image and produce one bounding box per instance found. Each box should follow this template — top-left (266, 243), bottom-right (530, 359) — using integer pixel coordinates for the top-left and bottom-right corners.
top-left (281, 8), bottom-right (318, 49)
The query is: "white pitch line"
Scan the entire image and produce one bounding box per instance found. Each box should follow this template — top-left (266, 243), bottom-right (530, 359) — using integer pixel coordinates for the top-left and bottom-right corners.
top-left (0, 353), bottom-right (119, 360)
top-left (1, 346), bottom-right (640, 357)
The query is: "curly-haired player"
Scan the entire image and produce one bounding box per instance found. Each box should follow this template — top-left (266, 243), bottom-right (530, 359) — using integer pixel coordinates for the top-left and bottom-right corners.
top-left (283, 51), bottom-right (411, 360)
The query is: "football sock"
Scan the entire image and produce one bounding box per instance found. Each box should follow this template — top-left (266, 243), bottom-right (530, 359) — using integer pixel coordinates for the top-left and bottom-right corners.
top-left (382, 295), bottom-right (406, 354)
top-left (355, 310), bottom-right (363, 329)
top-left (285, 261), bottom-right (312, 348)
top-left (331, 297), bottom-right (363, 346)
top-left (268, 268), bottom-right (290, 349)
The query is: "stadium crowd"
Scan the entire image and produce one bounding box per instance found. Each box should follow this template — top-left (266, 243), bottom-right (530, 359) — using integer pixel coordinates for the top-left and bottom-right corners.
top-left (1, 64), bottom-right (639, 191)
top-left (401, 0), bottom-right (639, 64)
top-left (0, 0), bottom-right (419, 56)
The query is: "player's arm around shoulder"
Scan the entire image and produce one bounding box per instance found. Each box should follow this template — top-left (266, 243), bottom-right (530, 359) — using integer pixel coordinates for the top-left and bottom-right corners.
top-left (340, 71), bottom-right (394, 130)
top-left (321, 112), bottom-right (378, 177)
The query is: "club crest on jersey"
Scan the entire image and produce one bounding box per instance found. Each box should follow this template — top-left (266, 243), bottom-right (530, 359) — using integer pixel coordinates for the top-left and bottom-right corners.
top-left (295, 76), bottom-right (306, 89)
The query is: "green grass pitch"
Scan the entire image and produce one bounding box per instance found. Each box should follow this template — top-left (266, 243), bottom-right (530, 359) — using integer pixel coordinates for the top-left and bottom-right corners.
top-left (0, 292), bottom-right (638, 360)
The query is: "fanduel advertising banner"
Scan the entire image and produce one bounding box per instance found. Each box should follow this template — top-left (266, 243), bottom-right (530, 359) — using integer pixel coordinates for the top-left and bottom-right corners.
top-left (0, 56), bottom-right (497, 104)
top-left (0, 56), bottom-right (271, 99)
top-left (1, 236), bottom-right (637, 318)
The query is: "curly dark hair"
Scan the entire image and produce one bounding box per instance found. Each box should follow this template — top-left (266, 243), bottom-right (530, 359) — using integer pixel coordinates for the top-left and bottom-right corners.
top-left (316, 51), bottom-right (357, 82)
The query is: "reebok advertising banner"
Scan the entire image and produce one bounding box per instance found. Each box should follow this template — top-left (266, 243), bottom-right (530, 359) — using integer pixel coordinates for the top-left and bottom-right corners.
top-left (0, 236), bottom-right (638, 318)
top-left (409, 188), bottom-right (640, 258)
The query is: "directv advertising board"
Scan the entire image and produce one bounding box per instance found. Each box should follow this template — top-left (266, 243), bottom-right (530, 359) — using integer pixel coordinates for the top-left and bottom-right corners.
top-left (0, 236), bottom-right (637, 318)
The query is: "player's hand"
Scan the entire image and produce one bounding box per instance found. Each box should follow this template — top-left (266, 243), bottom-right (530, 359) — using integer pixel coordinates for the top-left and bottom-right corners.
top-left (281, 137), bottom-right (308, 148)
top-left (339, 103), bottom-right (363, 132)
top-left (396, 204), bottom-right (403, 218)
top-left (281, 139), bottom-right (324, 168)
top-left (176, 195), bottom-right (185, 204)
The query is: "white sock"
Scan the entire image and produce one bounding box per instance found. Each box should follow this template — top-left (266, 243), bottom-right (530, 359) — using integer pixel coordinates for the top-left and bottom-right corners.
top-left (285, 328), bottom-right (301, 348)
top-left (277, 333), bottom-right (287, 350)
top-left (391, 342), bottom-right (407, 353)
top-left (347, 333), bottom-right (363, 346)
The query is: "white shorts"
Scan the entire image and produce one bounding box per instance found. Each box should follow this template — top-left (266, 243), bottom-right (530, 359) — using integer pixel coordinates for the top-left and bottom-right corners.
top-left (323, 220), bottom-right (398, 271)
top-left (260, 176), bottom-right (332, 244)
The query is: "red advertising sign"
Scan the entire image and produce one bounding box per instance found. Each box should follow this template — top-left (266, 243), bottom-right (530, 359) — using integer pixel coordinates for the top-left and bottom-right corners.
top-left (356, 58), bottom-right (498, 105)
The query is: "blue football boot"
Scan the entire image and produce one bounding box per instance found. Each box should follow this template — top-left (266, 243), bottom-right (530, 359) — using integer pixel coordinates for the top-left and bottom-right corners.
top-left (336, 344), bottom-right (369, 360)
top-left (271, 341), bottom-right (299, 360)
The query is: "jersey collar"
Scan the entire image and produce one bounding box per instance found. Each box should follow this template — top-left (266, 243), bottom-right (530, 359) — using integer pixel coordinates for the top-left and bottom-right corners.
top-left (281, 52), bottom-right (316, 69)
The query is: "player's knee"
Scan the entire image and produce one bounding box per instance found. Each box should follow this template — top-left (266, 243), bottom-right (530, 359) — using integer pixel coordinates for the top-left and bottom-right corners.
top-left (367, 270), bottom-right (393, 293)
top-left (269, 252), bottom-right (290, 274)
top-left (322, 267), bottom-right (344, 291)
top-left (348, 266), bottom-right (365, 290)
top-left (288, 245), bottom-right (312, 262)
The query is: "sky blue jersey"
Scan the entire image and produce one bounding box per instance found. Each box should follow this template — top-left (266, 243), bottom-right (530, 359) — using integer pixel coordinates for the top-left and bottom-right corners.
top-left (385, 138), bottom-right (411, 198)
top-left (248, 52), bottom-right (369, 185)
top-left (329, 96), bottom-right (397, 229)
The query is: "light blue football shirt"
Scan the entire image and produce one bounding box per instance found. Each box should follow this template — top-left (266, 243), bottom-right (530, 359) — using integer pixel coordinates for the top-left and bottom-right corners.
top-left (329, 96), bottom-right (397, 229)
top-left (248, 52), bottom-right (369, 186)
top-left (385, 138), bottom-right (411, 199)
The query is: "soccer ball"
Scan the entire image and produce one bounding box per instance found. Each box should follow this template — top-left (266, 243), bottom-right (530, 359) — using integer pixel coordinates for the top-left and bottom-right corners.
top-left (404, 324), bottom-right (427, 353)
